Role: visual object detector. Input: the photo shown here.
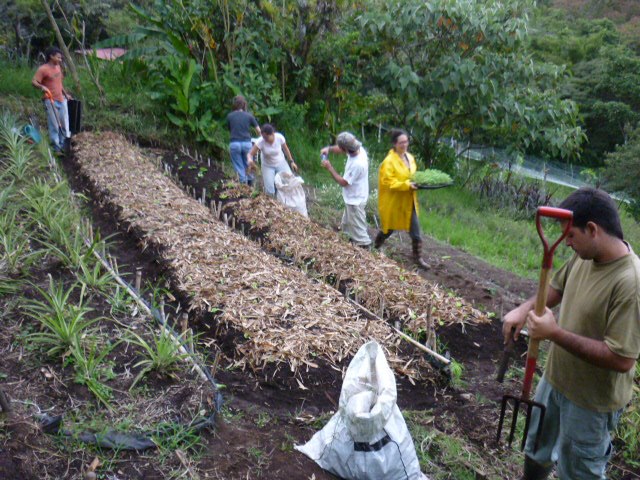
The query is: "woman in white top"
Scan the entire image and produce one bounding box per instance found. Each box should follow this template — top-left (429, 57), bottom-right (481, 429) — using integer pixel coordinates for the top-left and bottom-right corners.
top-left (247, 124), bottom-right (298, 196)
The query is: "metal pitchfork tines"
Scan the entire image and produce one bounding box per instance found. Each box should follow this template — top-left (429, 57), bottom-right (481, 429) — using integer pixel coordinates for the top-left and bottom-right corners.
top-left (496, 206), bottom-right (573, 452)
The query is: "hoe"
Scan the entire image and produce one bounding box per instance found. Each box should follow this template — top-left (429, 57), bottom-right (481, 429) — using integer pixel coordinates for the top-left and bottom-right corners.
top-left (496, 206), bottom-right (573, 451)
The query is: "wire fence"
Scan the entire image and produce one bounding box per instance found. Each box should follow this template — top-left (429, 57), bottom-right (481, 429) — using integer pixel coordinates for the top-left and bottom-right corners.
top-left (445, 139), bottom-right (593, 189)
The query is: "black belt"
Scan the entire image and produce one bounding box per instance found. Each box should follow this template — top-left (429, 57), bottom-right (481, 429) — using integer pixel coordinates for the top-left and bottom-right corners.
top-left (353, 434), bottom-right (392, 452)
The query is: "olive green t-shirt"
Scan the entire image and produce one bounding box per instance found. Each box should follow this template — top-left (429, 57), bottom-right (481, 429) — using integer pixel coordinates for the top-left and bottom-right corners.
top-left (546, 250), bottom-right (640, 412)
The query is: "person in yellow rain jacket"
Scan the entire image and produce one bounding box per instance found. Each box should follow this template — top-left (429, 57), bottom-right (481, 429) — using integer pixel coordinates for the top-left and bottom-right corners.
top-left (374, 129), bottom-right (429, 268)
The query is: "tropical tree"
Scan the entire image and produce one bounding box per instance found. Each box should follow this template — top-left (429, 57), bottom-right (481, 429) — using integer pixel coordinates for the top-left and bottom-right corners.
top-left (358, 0), bottom-right (584, 168)
top-left (2, 0), bottom-right (48, 58)
top-left (603, 126), bottom-right (640, 220)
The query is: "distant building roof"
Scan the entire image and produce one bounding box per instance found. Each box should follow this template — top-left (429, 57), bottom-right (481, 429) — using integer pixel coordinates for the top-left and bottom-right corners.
top-left (75, 48), bottom-right (127, 60)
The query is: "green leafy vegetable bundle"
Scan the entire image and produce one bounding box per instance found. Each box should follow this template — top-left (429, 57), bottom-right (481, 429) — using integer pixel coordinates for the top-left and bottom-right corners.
top-left (411, 169), bottom-right (453, 185)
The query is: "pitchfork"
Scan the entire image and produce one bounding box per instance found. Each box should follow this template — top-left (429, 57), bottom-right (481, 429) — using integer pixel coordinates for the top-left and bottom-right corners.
top-left (496, 206), bottom-right (573, 452)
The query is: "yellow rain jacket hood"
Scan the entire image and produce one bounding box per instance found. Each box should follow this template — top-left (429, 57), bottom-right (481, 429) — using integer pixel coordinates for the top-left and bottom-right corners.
top-left (378, 149), bottom-right (418, 233)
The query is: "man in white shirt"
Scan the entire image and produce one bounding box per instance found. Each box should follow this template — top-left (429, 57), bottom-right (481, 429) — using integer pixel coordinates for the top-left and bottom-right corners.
top-left (320, 132), bottom-right (371, 248)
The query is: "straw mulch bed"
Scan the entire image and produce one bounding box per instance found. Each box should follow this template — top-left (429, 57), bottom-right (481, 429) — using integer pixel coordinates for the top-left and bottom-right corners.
top-left (223, 193), bottom-right (488, 341)
top-left (72, 132), bottom-right (432, 383)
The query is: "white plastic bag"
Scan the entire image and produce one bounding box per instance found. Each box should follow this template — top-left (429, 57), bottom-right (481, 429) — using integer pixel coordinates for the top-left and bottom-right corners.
top-left (296, 341), bottom-right (427, 480)
top-left (275, 172), bottom-right (308, 217)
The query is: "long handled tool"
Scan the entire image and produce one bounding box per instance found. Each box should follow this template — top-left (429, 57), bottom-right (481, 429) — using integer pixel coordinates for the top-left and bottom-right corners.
top-left (496, 206), bottom-right (573, 452)
top-left (44, 91), bottom-right (68, 153)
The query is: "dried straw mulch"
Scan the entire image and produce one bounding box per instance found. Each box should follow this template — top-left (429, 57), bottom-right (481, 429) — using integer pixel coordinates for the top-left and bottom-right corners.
top-left (224, 193), bottom-right (488, 341)
top-left (73, 132), bottom-right (432, 383)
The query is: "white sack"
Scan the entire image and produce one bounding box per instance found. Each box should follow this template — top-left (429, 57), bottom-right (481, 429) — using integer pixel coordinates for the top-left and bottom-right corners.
top-left (275, 172), bottom-right (308, 217)
top-left (296, 341), bottom-right (427, 480)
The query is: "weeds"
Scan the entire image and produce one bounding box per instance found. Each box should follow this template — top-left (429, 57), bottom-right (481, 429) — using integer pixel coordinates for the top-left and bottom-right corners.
top-left (616, 366), bottom-right (640, 468)
top-left (448, 359), bottom-right (465, 388)
top-left (468, 165), bottom-right (557, 219)
top-left (405, 410), bottom-right (521, 479)
top-left (153, 420), bottom-right (204, 459)
top-left (255, 412), bottom-right (272, 428)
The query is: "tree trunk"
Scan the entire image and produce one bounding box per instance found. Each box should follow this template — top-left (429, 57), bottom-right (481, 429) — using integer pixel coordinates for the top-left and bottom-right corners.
top-left (41, 0), bottom-right (82, 95)
top-left (14, 21), bottom-right (22, 57)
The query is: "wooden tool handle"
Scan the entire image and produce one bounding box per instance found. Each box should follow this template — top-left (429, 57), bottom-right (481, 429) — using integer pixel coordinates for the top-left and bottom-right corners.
top-left (522, 266), bottom-right (552, 399)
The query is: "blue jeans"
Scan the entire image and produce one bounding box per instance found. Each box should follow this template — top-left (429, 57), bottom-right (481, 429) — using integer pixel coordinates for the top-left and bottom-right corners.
top-left (229, 141), bottom-right (253, 184)
top-left (43, 99), bottom-right (70, 151)
top-left (525, 377), bottom-right (623, 479)
top-left (262, 162), bottom-right (291, 196)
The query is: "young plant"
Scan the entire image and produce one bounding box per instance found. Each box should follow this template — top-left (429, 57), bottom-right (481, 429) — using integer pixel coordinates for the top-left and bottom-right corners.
top-left (449, 359), bottom-right (465, 388)
top-left (75, 255), bottom-right (114, 294)
top-left (71, 341), bottom-right (118, 409)
top-left (23, 276), bottom-right (97, 358)
top-left (0, 112), bottom-right (35, 182)
top-left (0, 210), bottom-right (42, 274)
top-left (107, 284), bottom-right (138, 317)
top-left (127, 327), bottom-right (190, 389)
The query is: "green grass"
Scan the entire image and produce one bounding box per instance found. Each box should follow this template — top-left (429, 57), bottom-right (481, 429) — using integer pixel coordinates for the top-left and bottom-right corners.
top-left (416, 185), bottom-right (640, 279)
top-left (0, 58), bottom-right (166, 145)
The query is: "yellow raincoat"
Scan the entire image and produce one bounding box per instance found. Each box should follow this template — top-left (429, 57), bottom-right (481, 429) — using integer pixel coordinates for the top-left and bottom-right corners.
top-left (378, 149), bottom-right (418, 233)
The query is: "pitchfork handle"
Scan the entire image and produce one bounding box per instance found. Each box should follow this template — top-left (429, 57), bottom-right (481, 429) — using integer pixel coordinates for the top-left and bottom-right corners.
top-left (522, 267), bottom-right (551, 399)
top-left (522, 207), bottom-right (573, 400)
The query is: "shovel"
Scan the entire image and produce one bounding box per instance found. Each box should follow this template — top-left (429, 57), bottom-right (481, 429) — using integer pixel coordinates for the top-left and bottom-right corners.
top-left (496, 206), bottom-right (573, 452)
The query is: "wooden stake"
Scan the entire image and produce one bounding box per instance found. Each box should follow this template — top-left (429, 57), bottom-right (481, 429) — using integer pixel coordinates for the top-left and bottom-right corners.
top-left (135, 267), bottom-right (142, 292)
top-left (345, 297), bottom-right (450, 365)
top-left (187, 328), bottom-right (194, 353)
top-left (181, 313), bottom-right (188, 334)
top-left (211, 351), bottom-right (221, 378)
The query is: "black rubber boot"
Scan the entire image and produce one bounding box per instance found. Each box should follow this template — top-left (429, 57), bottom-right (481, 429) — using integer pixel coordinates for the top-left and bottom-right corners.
top-left (412, 239), bottom-right (430, 269)
top-left (374, 231), bottom-right (387, 249)
top-left (520, 456), bottom-right (553, 480)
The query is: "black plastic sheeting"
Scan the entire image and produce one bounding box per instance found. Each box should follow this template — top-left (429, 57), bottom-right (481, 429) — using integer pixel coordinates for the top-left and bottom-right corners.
top-left (38, 412), bottom-right (219, 451)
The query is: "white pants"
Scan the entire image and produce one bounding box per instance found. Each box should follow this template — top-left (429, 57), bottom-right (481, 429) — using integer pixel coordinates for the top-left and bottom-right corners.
top-left (342, 202), bottom-right (371, 246)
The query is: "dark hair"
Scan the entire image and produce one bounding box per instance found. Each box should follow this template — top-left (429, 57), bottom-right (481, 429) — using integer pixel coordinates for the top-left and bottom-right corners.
top-left (44, 47), bottom-right (63, 62)
top-left (390, 128), bottom-right (409, 145)
top-left (232, 95), bottom-right (247, 111)
top-left (261, 123), bottom-right (275, 135)
top-left (559, 187), bottom-right (623, 240)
